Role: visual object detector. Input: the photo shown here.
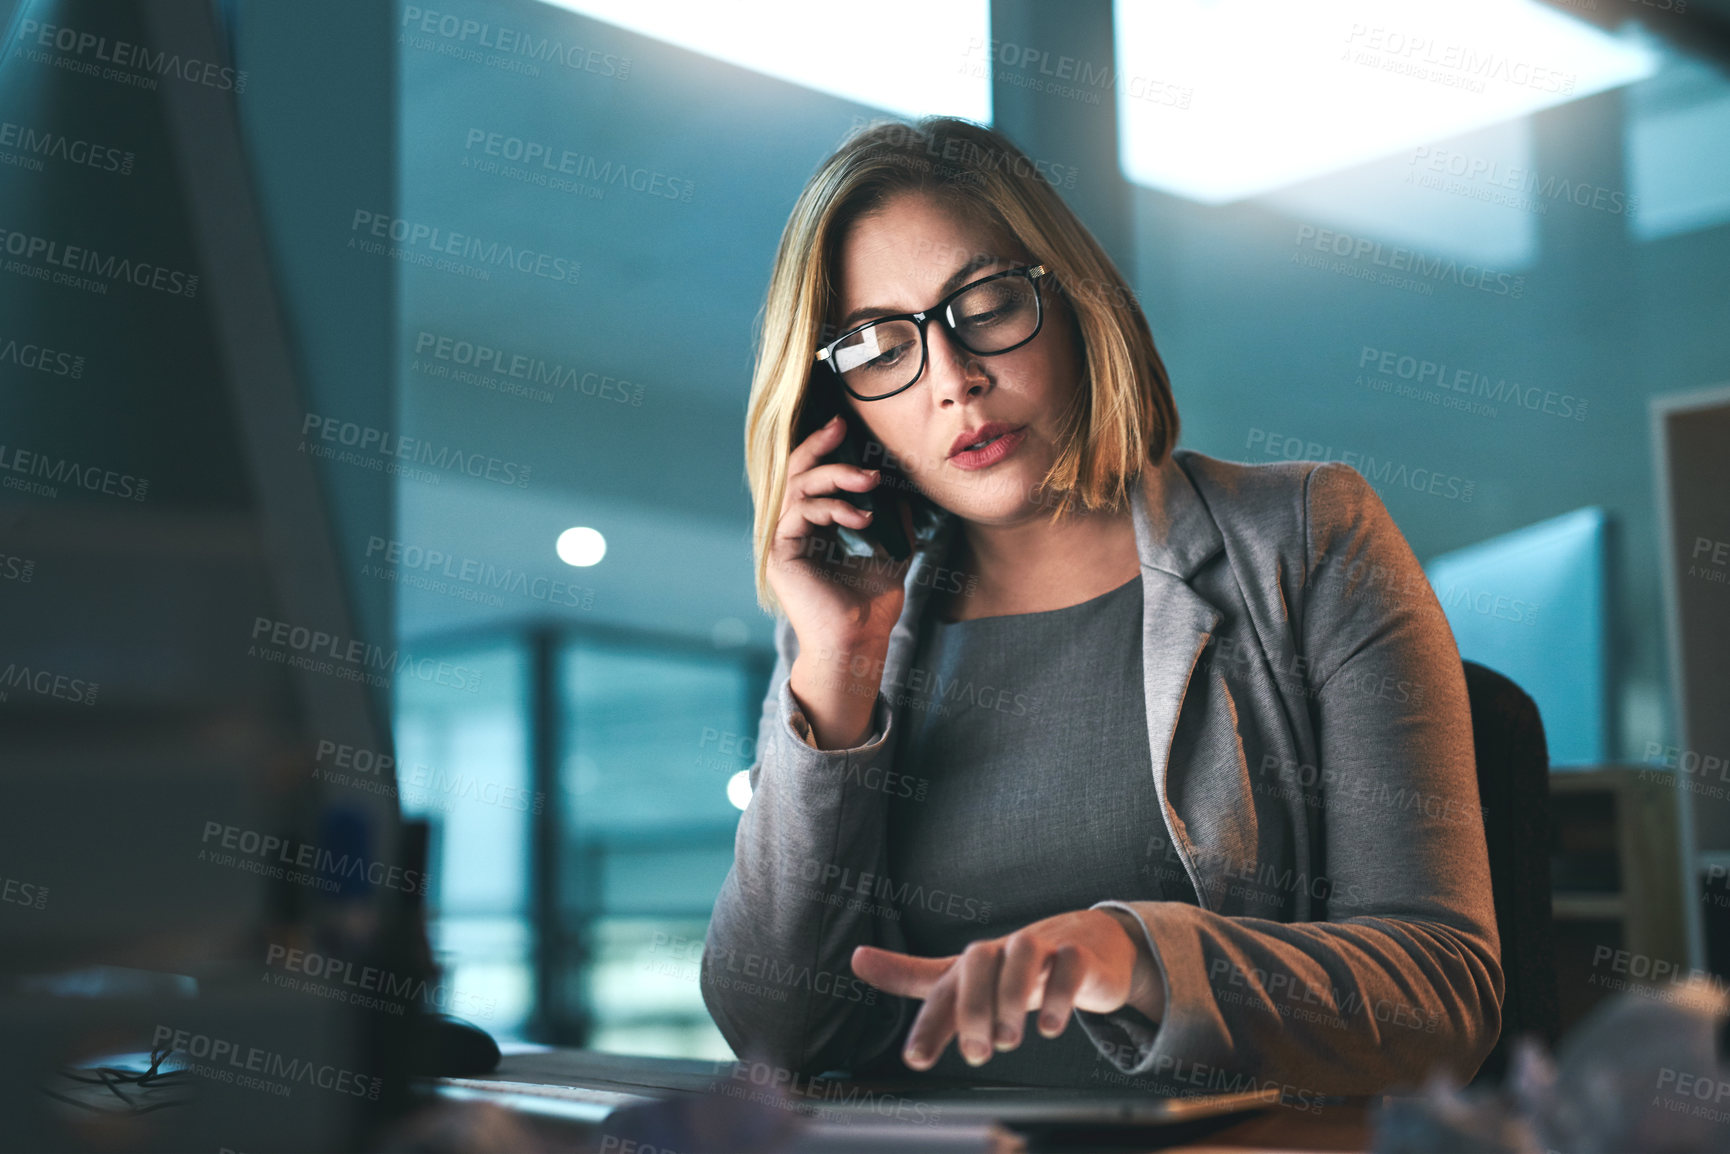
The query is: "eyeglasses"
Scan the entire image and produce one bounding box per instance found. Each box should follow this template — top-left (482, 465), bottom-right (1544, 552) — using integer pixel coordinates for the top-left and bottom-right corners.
top-left (815, 264), bottom-right (1048, 401)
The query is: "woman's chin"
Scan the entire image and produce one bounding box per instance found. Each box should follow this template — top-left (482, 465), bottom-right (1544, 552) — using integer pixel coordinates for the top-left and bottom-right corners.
top-left (950, 462), bottom-right (1045, 508)
top-left (940, 487), bottom-right (1052, 527)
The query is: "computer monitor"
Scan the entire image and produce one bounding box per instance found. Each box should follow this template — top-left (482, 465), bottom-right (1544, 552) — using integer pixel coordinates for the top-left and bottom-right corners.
top-left (1651, 383), bottom-right (1730, 970)
top-left (1422, 506), bottom-right (1611, 767)
top-left (0, 2), bottom-right (431, 1149)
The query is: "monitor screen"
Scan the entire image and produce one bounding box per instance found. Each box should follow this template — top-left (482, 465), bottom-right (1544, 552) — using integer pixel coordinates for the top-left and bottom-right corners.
top-left (1424, 506), bottom-right (1610, 767)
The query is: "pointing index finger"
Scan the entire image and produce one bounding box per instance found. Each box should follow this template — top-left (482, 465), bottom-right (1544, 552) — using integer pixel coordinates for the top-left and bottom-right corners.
top-left (852, 945), bottom-right (953, 1000)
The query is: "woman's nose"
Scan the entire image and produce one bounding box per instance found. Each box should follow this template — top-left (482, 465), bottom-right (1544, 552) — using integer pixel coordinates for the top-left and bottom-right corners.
top-left (924, 320), bottom-right (988, 403)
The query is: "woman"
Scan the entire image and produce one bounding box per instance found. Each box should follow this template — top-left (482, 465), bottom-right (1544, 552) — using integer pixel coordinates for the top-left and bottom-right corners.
top-left (702, 116), bottom-right (1502, 1099)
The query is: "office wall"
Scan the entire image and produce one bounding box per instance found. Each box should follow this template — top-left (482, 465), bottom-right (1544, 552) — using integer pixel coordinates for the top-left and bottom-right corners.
top-left (378, 1), bottom-right (1728, 765)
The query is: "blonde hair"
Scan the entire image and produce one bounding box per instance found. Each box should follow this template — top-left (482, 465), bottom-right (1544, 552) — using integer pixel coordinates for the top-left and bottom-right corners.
top-left (743, 116), bottom-right (1178, 615)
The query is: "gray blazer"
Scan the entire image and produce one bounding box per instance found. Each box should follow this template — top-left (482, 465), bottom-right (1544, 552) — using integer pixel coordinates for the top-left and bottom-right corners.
top-left (701, 448), bottom-right (1503, 1097)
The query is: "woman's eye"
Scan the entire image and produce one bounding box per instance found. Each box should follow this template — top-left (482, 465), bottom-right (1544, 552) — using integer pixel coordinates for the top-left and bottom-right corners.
top-left (865, 342), bottom-right (911, 370)
top-left (960, 309), bottom-right (1003, 327)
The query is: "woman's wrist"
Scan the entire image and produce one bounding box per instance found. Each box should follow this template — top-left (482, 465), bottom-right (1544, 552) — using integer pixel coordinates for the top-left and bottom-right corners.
top-left (1097, 906), bottom-right (1167, 1023)
top-left (788, 633), bottom-right (891, 750)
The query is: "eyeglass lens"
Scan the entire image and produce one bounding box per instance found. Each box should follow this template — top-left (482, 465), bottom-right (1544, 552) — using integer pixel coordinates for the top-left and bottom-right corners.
top-left (831, 273), bottom-right (1038, 399)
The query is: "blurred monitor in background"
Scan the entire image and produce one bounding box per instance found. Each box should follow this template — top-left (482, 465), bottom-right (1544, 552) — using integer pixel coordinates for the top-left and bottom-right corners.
top-left (1424, 506), bottom-right (1611, 767)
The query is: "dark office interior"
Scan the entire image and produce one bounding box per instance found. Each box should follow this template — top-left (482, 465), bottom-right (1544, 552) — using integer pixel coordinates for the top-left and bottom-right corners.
top-left (2, 0), bottom-right (1729, 1150)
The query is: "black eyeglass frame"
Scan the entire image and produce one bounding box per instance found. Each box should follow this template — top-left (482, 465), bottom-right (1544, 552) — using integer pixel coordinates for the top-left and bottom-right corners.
top-left (814, 264), bottom-right (1049, 402)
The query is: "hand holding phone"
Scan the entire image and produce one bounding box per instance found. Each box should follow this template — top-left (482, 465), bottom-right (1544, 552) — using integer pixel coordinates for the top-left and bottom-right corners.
top-left (791, 380), bottom-right (913, 560)
top-left (770, 395), bottom-right (922, 676)
top-left (773, 378), bottom-right (943, 747)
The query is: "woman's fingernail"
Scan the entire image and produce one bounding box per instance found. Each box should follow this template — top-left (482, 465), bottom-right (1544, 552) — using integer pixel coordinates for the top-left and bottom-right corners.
top-left (994, 1023), bottom-right (1019, 1050)
top-left (961, 1038), bottom-right (989, 1065)
top-left (904, 1045), bottom-right (926, 1067)
top-left (1039, 1013), bottom-right (1063, 1037)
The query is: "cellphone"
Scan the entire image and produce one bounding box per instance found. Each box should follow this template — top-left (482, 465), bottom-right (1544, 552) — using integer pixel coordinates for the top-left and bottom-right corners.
top-left (793, 374), bottom-right (913, 561)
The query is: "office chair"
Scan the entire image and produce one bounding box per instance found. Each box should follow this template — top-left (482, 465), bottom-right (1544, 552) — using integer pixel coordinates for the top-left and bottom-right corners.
top-left (1462, 659), bottom-right (1561, 1083)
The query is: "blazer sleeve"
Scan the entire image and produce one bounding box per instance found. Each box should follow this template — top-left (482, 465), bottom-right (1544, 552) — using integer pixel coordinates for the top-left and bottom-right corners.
top-left (700, 613), bottom-right (912, 1073)
top-left (1074, 461), bottom-right (1504, 1096)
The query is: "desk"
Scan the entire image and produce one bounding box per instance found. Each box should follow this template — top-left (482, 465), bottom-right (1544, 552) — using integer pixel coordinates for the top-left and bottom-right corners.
top-left (414, 1048), bottom-right (1372, 1153)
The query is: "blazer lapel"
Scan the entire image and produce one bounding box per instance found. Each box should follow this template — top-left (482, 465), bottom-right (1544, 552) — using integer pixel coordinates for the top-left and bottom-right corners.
top-left (1130, 453), bottom-right (1229, 912)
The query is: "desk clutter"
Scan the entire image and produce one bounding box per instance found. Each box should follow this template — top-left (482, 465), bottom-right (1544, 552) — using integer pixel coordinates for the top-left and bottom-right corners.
top-left (1371, 979), bottom-right (1730, 1154)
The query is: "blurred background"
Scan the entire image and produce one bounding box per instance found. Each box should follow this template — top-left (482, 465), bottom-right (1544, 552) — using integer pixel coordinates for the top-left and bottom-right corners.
top-left (3, 0), bottom-right (1728, 1077)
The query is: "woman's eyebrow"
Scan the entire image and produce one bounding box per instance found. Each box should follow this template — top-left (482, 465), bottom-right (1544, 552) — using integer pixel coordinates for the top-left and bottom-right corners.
top-left (838, 252), bottom-right (1006, 331)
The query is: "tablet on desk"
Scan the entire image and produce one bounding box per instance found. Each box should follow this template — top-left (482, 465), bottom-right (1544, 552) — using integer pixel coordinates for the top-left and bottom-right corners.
top-left (796, 1082), bottom-right (1282, 1128)
top-left (429, 1048), bottom-right (1285, 1148)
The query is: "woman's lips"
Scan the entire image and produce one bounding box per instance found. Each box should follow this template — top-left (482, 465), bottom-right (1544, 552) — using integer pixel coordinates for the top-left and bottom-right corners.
top-left (947, 426), bottom-right (1027, 471)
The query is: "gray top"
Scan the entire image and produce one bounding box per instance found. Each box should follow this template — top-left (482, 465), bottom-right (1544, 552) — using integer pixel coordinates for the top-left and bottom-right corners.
top-left (702, 450), bottom-right (1502, 1097)
top-left (884, 572), bottom-right (1196, 1085)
